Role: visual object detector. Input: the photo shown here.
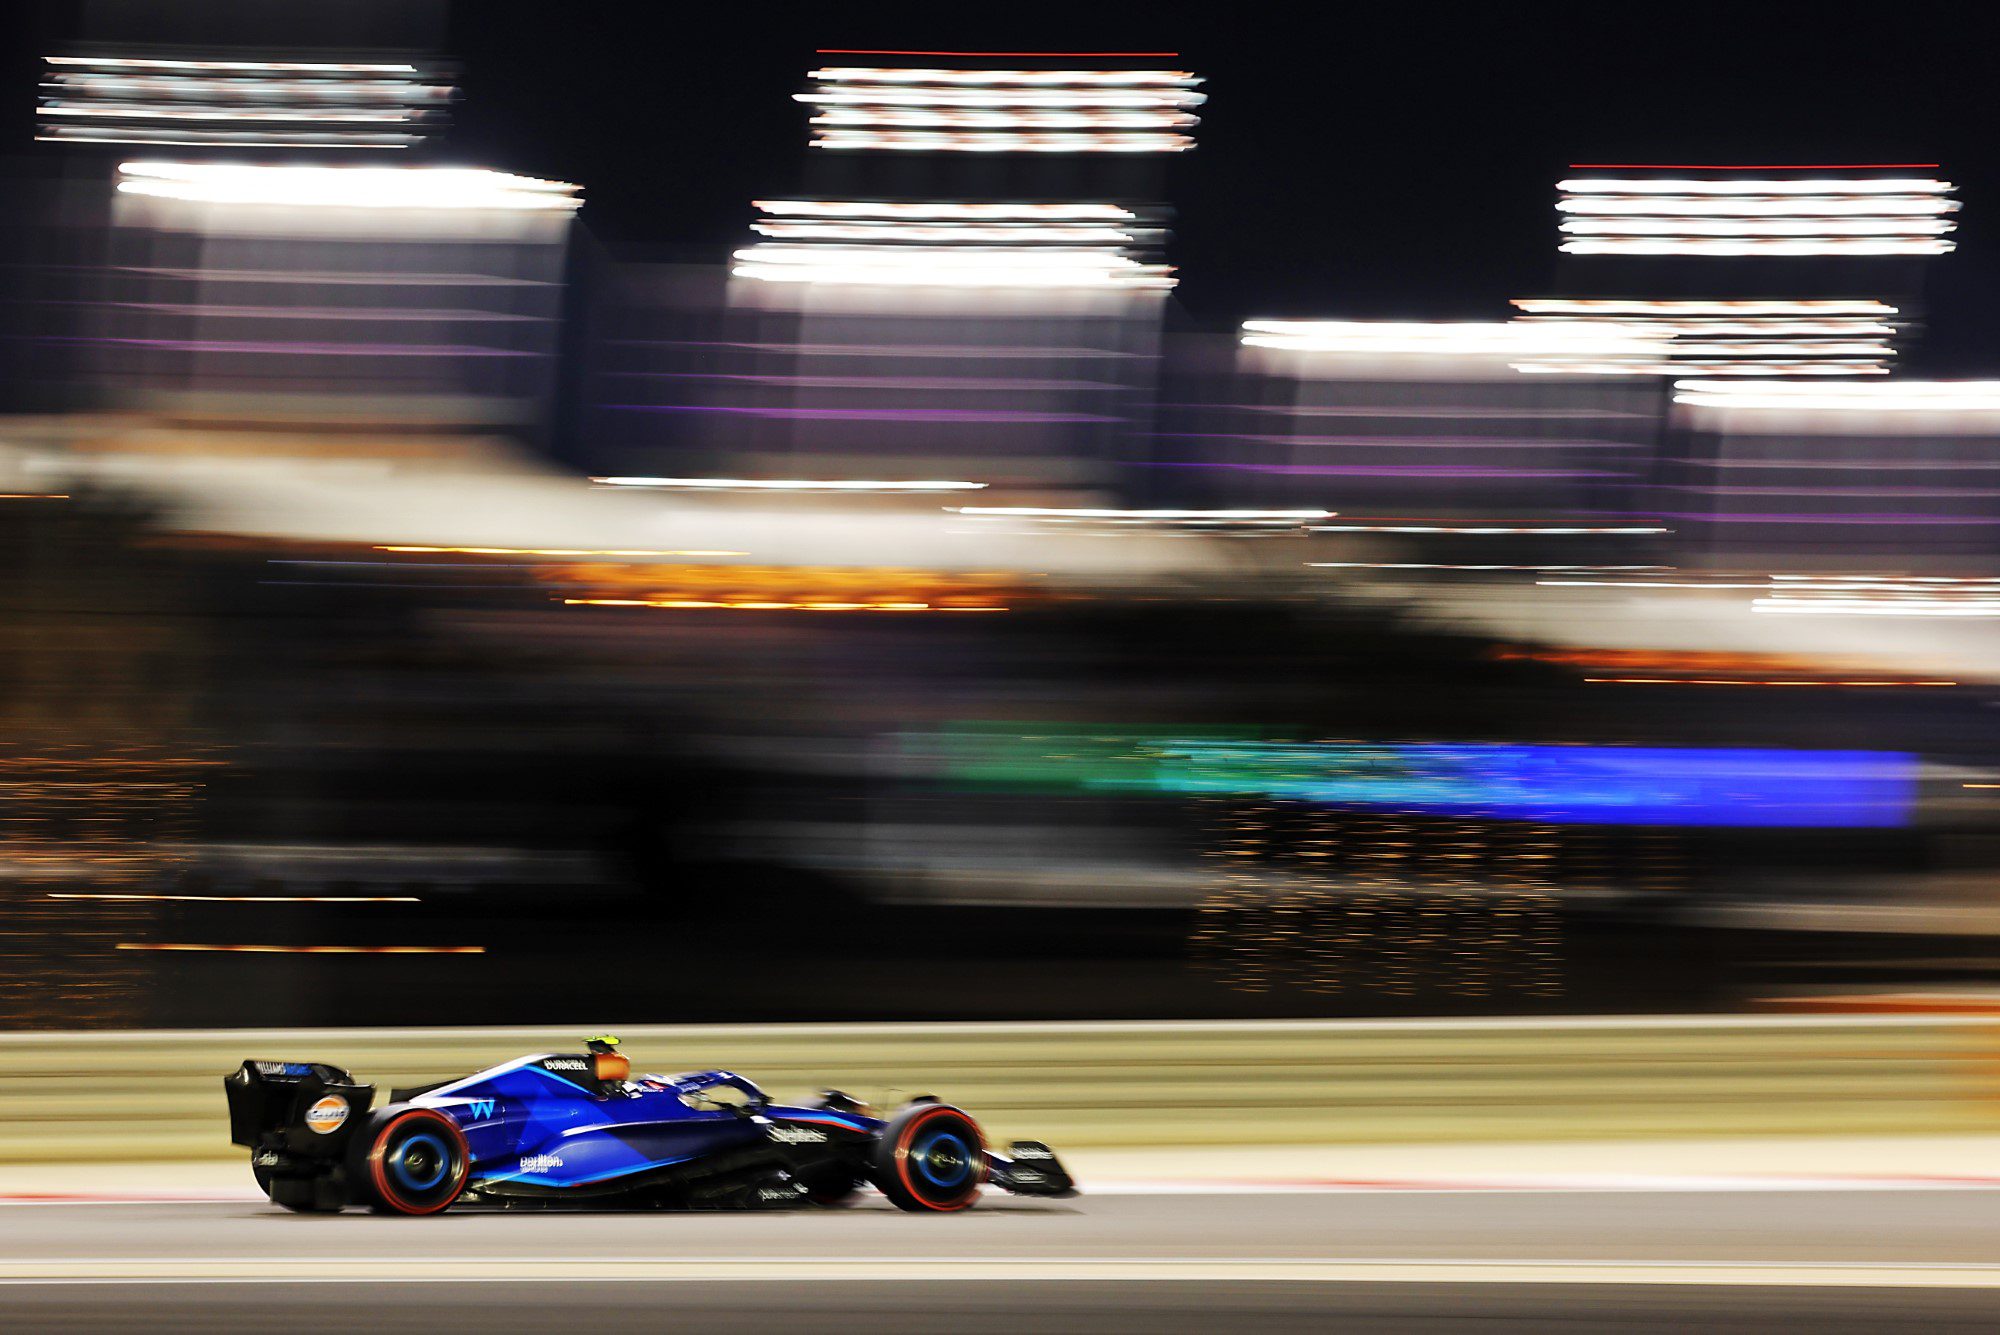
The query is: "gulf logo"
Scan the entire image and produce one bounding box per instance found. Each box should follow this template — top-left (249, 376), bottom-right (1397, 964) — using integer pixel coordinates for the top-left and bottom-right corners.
top-left (305, 1094), bottom-right (350, 1134)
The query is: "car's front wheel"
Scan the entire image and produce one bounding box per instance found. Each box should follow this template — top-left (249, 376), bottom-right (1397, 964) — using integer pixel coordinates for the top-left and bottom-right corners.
top-left (869, 1104), bottom-right (985, 1212)
top-left (346, 1105), bottom-right (469, 1215)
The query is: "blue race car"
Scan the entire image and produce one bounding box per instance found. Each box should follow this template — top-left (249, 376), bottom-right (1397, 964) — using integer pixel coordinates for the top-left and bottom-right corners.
top-left (225, 1036), bottom-right (1075, 1214)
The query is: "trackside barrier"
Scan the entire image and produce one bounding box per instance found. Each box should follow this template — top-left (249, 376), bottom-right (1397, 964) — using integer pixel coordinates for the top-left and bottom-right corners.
top-left (2, 1015), bottom-right (1999, 1163)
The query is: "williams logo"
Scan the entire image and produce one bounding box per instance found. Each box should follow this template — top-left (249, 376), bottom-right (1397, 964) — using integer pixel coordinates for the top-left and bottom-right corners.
top-left (519, 1154), bottom-right (564, 1173)
top-left (767, 1126), bottom-right (828, 1145)
top-left (303, 1095), bottom-right (349, 1134)
top-left (464, 1099), bottom-right (497, 1120)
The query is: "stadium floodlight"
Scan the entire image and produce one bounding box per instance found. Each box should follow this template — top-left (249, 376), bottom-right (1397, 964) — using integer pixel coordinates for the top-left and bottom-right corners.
top-left (1514, 299), bottom-right (1898, 317)
top-left (1553, 172), bottom-right (1959, 256)
top-left (752, 200), bottom-right (1136, 220)
top-left (115, 162), bottom-right (582, 210)
top-left (1557, 176), bottom-right (1954, 195)
top-left (1240, 320), bottom-right (1664, 357)
top-left (48, 56), bottom-right (420, 72)
top-left (751, 220), bottom-right (1142, 244)
top-left (808, 67), bottom-right (1201, 85)
top-left (811, 108), bottom-right (1199, 130)
top-left (41, 54), bottom-right (452, 148)
top-left (735, 200), bottom-right (1173, 289)
top-left (732, 262), bottom-right (1174, 287)
top-left (1672, 380), bottom-right (2000, 411)
top-left (1557, 196), bottom-right (1956, 217)
top-left (811, 130), bottom-right (1194, 153)
top-left (1560, 218), bottom-right (1955, 237)
top-left (798, 63), bottom-right (1203, 153)
top-left (1508, 298), bottom-right (1902, 377)
top-left (1562, 238), bottom-right (1953, 256)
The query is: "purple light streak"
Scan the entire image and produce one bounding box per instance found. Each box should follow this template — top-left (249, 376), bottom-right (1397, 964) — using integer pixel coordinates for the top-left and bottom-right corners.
top-left (600, 404), bottom-right (1122, 423)
top-left (1155, 431), bottom-right (1647, 450)
top-left (1142, 461), bottom-right (1620, 478)
top-left (44, 336), bottom-right (538, 357)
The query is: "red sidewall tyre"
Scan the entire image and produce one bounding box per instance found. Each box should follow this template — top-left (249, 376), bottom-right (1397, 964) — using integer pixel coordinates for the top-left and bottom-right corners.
top-left (872, 1104), bottom-right (985, 1213)
top-left (355, 1106), bottom-right (469, 1216)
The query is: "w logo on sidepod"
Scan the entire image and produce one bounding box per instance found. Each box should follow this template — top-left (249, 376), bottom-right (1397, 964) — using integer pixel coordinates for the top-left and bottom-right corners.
top-left (464, 1099), bottom-right (496, 1120)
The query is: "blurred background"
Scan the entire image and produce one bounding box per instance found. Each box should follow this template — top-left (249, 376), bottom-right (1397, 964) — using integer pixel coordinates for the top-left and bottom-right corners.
top-left (3, 0), bottom-right (2000, 1038)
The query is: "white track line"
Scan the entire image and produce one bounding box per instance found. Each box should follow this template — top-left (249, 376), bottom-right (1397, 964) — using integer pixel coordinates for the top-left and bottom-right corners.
top-left (1087, 1176), bottom-right (2000, 1194)
top-left (10, 1176), bottom-right (2000, 1205)
top-left (6, 1257), bottom-right (2000, 1288)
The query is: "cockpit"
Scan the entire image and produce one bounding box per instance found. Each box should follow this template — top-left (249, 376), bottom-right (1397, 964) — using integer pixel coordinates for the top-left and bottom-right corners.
top-left (671, 1073), bottom-right (768, 1113)
top-left (574, 1038), bottom-right (766, 1110)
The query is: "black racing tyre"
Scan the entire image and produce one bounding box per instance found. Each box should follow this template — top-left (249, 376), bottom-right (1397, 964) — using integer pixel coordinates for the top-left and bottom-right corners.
top-left (345, 1105), bottom-right (469, 1216)
top-left (253, 1163), bottom-right (342, 1213)
top-left (869, 1104), bottom-right (985, 1213)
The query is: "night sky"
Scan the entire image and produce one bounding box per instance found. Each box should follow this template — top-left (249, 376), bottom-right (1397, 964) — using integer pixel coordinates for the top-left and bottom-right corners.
top-left (21, 2), bottom-right (2000, 372)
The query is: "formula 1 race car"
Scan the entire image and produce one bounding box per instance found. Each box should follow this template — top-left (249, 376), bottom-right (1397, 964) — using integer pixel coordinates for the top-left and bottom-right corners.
top-left (224, 1036), bottom-right (1075, 1214)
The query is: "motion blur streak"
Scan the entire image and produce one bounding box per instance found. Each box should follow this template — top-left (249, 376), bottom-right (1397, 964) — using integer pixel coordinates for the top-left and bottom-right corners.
top-left (733, 198), bottom-right (1173, 286)
top-left (115, 161), bottom-right (582, 209)
top-left (1583, 677), bottom-right (1958, 687)
top-left (1311, 523), bottom-right (1667, 533)
top-left (38, 53), bottom-right (452, 149)
top-left (49, 893), bottom-right (421, 903)
top-left (562, 599), bottom-right (1006, 613)
top-left (591, 477), bottom-right (986, 492)
top-left (113, 944), bottom-right (484, 954)
top-left (921, 728), bottom-right (1917, 826)
top-left (799, 64), bottom-right (1203, 153)
top-left (1510, 299), bottom-right (1902, 375)
top-left (380, 546), bottom-right (749, 557)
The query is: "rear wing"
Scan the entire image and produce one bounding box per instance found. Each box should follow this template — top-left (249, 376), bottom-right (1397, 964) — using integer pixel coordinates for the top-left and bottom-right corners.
top-left (224, 1060), bottom-right (376, 1154)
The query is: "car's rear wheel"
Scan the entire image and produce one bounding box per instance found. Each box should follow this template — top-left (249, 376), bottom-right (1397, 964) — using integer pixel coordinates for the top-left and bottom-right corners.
top-left (347, 1106), bottom-right (469, 1215)
top-left (870, 1104), bottom-right (984, 1212)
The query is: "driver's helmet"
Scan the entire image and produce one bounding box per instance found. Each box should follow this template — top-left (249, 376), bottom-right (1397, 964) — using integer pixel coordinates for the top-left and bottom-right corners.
top-left (584, 1034), bottom-right (630, 1085)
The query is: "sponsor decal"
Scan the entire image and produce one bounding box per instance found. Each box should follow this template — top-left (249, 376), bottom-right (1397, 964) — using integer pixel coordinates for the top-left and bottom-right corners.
top-left (464, 1098), bottom-right (497, 1120)
top-left (767, 1125), bottom-right (828, 1144)
top-left (304, 1095), bottom-right (349, 1134)
top-left (757, 1184), bottom-right (804, 1200)
top-left (519, 1153), bottom-right (564, 1173)
top-left (543, 1058), bottom-right (589, 1072)
top-left (1013, 1146), bottom-right (1055, 1160)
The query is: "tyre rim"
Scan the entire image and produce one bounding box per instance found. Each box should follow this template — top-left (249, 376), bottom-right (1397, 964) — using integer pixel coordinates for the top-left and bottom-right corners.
top-left (391, 1132), bottom-right (450, 1193)
top-left (911, 1130), bottom-right (971, 1190)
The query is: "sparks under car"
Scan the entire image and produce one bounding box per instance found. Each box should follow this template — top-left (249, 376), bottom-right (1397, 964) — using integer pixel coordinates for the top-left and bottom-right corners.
top-left (224, 1036), bottom-right (1075, 1214)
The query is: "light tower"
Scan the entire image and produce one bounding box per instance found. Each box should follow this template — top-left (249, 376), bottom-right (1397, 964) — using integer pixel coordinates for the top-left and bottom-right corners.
top-left (583, 51), bottom-right (1201, 493)
top-left (20, 5), bottom-right (582, 447)
top-left (1509, 164), bottom-right (1980, 570)
top-left (1510, 165), bottom-right (1960, 377)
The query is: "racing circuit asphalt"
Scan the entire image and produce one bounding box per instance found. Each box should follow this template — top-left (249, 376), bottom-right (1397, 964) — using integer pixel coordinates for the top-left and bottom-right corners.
top-left (9, 1188), bottom-right (2000, 1330)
